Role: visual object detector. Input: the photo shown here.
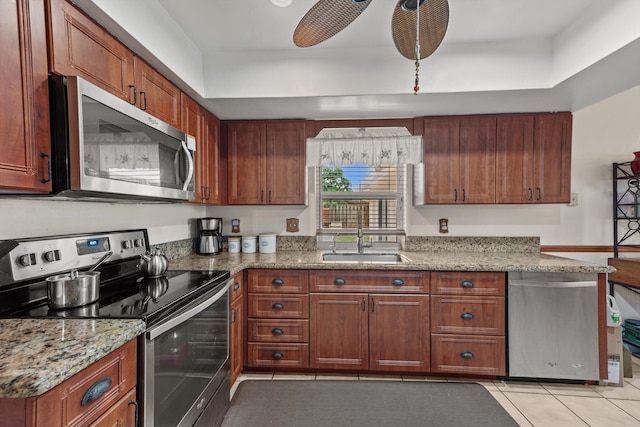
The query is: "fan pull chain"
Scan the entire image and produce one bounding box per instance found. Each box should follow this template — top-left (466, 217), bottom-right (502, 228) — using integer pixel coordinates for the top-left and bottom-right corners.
top-left (413, 0), bottom-right (421, 95)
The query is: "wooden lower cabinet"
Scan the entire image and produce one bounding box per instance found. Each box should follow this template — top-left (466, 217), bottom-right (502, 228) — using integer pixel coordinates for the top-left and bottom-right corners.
top-left (309, 293), bottom-right (430, 372)
top-left (0, 339), bottom-right (137, 427)
top-left (246, 269), bottom-right (310, 369)
top-left (431, 334), bottom-right (506, 376)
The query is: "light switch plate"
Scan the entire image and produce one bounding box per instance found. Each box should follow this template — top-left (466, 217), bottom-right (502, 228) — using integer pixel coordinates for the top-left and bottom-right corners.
top-left (286, 218), bottom-right (299, 233)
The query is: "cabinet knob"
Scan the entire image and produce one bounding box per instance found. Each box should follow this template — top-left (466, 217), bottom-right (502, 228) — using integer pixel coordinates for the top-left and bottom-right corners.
top-left (391, 278), bottom-right (404, 286)
top-left (272, 278), bottom-right (284, 285)
top-left (272, 352), bottom-right (284, 360)
top-left (460, 280), bottom-right (474, 288)
top-left (272, 328), bottom-right (284, 335)
top-left (272, 302), bottom-right (284, 310)
top-left (460, 351), bottom-right (474, 359)
top-left (461, 312), bottom-right (474, 320)
top-left (334, 278), bottom-right (346, 286)
top-left (40, 153), bottom-right (51, 184)
top-left (234, 282), bottom-right (240, 290)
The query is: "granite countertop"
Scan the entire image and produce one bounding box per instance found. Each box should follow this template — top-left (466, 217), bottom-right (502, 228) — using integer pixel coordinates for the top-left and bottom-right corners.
top-left (168, 249), bottom-right (614, 275)
top-left (0, 319), bottom-right (145, 398)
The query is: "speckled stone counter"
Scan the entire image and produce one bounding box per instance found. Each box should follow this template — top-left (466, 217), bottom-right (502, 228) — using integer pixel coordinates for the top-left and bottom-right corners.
top-left (0, 319), bottom-right (145, 398)
top-left (168, 250), bottom-right (614, 275)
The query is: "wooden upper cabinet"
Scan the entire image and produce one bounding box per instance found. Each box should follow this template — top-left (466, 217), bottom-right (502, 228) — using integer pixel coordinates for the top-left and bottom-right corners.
top-left (181, 94), bottom-right (205, 202)
top-left (133, 58), bottom-right (181, 129)
top-left (420, 116), bottom-right (496, 204)
top-left (496, 112), bottom-right (572, 203)
top-left (1, 0), bottom-right (52, 193)
top-left (46, 0), bottom-right (135, 102)
top-left (202, 110), bottom-right (224, 204)
top-left (227, 120), bottom-right (306, 205)
top-left (227, 122), bottom-right (266, 204)
top-left (266, 121), bottom-right (307, 205)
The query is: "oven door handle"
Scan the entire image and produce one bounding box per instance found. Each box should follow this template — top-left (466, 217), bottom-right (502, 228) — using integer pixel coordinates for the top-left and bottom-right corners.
top-left (147, 278), bottom-right (232, 341)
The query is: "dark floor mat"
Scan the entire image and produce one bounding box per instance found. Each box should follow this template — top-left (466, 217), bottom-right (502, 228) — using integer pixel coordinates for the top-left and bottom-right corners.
top-left (221, 380), bottom-right (519, 427)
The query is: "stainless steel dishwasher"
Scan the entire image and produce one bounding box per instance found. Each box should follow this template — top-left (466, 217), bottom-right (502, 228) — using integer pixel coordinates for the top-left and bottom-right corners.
top-left (508, 271), bottom-right (599, 381)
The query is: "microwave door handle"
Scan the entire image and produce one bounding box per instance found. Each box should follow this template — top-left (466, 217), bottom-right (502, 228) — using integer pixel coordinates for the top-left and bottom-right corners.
top-left (181, 140), bottom-right (194, 191)
top-left (146, 278), bottom-right (232, 341)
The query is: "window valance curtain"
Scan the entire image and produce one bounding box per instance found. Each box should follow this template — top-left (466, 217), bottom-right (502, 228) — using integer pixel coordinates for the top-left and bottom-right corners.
top-left (306, 127), bottom-right (423, 167)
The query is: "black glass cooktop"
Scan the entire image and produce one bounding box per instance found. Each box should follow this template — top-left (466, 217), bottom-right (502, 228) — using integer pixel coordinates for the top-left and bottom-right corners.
top-left (4, 269), bottom-right (230, 325)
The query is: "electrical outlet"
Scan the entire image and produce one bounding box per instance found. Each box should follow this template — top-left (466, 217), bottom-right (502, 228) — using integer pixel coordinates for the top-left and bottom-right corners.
top-left (286, 218), bottom-right (299, 233)
top-left (569, 193), bottom-right (578, 206)
top-left (439, 218), bottom-right (449, 233)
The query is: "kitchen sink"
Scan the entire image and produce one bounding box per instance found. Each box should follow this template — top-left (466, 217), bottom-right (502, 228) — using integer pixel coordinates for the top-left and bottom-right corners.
top-left (321, 252), bottom-right (409, 263)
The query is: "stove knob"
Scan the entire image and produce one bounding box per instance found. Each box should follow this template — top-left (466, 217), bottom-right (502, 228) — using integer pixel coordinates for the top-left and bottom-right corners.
top-left (43, 250), bottom-right (59, 262)
top-left (122, 240), bottom-right (133, 250)
top-left (134, 239), bottom-right (144, 247)
top-left (18, 254), bottom-right (34, 267)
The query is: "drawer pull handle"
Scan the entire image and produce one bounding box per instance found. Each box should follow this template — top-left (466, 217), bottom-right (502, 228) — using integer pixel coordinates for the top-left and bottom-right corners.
top-left (460, 280), bottom-right (474, 288)
top-left (272, 303), bottom-right (284, 310)
top-left (461, 312), bottom-right (474, 320)
top-left (460, 351), bottom-right (474, 359)
top-left (81, 377), bottom-right (112, 406)
top-left (272, 351), bottom-right (284, 360)
top-left (128, 400), bottom-right (139, 426)
top-left (272, 328), bottom-right (284, 335)
top-left (334, 278), bottom-right (346, 286)
top-left (272, 278), bottom-right (284, 285)
top-left (234, 282), bottom-right (240, 290)
top-left (391, 279), bottom-right (404, 286)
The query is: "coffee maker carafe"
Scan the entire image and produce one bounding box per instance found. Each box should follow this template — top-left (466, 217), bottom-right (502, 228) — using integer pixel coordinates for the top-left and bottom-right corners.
top-left (198, 217), bottom-right (223, 255)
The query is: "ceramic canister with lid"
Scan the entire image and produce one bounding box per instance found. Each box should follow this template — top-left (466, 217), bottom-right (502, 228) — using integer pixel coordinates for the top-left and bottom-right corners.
top-left (259, 232), bottom-right (276, 253)
top-left (228, 237), bottom-right (241, 253)
top-left (241, 235), bottom-right (257, 253)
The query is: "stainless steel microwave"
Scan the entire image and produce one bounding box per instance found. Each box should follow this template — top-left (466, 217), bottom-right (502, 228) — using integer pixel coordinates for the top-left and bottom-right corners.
top-left (49, 75), bottom-right (195, 202)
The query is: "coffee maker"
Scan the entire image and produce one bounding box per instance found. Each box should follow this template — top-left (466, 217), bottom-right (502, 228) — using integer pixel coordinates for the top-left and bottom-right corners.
top-left (197, 217), bottom-right (223, 255)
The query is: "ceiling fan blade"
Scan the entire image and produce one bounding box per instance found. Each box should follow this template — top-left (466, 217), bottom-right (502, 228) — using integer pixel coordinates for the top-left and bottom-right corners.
top-left (392, 0), bottom-right (449, 60)
top-left (294, 0), bottom-right (373, 47)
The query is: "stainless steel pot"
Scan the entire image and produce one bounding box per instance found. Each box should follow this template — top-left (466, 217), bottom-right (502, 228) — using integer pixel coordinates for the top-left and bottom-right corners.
top-left (46, 270), bottom-right (100, 309)
top-left (45, 251), bottom-right (112, 309)
top-left (139, 248), bottom-right (169, 278)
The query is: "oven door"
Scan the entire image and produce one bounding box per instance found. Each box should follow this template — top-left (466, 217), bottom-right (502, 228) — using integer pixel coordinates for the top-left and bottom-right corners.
top-left (141, 278), bottom-right (232, 427)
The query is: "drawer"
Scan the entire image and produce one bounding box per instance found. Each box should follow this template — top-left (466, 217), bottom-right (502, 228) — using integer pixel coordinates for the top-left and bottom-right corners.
top-left (310, 270), bottom-right (428, 293)
top-left (431, 296), bottom-right (505, 335)
top-left (88, 388), bottom-right (136, 427)
top-left (247, 319), bottom-right (309, 342)
top-left (35, 339), bottom-right (137, 427)
top-left (247, 343), bottom-right (309, 368)
top-left (248, 269), bottom-right (309, 293)
top-left (230, 271), bottom-right (244, 302)
top-left (431, 334), bottom-right (505, 376)
top-left (248, 294), bottom-right (309, 318)
top-left (430, 272), bottom-right (505, 296)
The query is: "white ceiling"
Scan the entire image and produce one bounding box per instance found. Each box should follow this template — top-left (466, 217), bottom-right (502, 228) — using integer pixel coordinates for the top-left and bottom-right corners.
top-left (89, 0), bottom-right (640, 120)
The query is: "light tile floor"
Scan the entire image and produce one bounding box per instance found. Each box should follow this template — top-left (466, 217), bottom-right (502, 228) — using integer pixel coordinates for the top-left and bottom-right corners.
top-left (231, 357), bottom-right (640, 427)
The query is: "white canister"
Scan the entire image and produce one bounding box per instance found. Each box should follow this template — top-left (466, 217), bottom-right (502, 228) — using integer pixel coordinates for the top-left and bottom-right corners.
top-left (259, 232), bottom-right (277, 253)
top-left (228, 237), bottom-right (241, 253)
top-left (241, 235), bottom-right (257, 253)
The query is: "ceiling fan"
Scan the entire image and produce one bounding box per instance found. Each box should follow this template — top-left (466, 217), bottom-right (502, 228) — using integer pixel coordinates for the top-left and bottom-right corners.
top-left (293, 0), bottom-right (450, 61)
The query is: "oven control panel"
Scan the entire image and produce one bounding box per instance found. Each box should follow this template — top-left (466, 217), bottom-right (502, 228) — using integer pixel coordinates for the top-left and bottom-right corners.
top-left (2, 230), bottom-right (148, 282)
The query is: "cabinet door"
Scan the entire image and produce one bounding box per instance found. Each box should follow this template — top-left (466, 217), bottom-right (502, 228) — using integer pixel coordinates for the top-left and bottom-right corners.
top-left (230, 294), bottom-right (244, 387)
top-left (310, 293), bottom-right (368, 370)
top-left (496, 115), bottom-right (535, 203)
top-left (1, 0), bottom-right (52, 192)
top-left (533, 113), bottom-right (572, 203)
top-left (459, 116), bottom-right (496, 204)
top-left (227, 122), bottom-right (266, 204)
top-left (369, 294), bottom-right (430, 372)
top-left (421, 117), bottom-right (460, 204)
top-left (202, 110), bottom-right (224, 204)
top-left (46, 0), bottom-right (135, 102)
top-left (134, 57), bottom-right (181, 129)
top-left (181, 94), bottom-right (205, 202)
top-left (87, 389), bottom-right (136, 427)
top-left (266, 121), bottom-right (307, 205)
